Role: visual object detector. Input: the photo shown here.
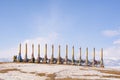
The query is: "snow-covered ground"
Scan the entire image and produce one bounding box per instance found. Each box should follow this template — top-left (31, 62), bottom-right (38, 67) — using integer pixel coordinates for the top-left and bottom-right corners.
top-left (0, 63), bottom-right (120, 80)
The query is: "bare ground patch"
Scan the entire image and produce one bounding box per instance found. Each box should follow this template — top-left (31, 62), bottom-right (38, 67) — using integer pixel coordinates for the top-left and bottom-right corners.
top-left (46, 73), bottom-right (56, 80)
top-left (80, 74), bottom-right (99, 76)
top-left (0, 68), bottom-right (20, 73)
top-left (80, 67), bottom-right (89, 70)
top-left (98, 69), bottom-right (120, 75)
top-left (36, 73), bottom-right (46, 76)
top-left (0, 62), bottom-right (4, 64)
top-left (55, 77), bottom-right (100, 80)
top-left (36, 73), bottom-right (56, 80)
top-left (0, 62), bottom-right (8, 64)
top-left (101, 75), bottom-right (120, 78)
top-left (29, 72), bottom-right (36, 74)
top-left (45, 73), bottom-right (101, 80)
top-left (0, 68), bottom-right (27, 73)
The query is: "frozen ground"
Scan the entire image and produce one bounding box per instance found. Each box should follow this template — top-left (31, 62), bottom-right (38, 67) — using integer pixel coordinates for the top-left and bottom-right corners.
top-left (0, 63), bottom-right (120, 80)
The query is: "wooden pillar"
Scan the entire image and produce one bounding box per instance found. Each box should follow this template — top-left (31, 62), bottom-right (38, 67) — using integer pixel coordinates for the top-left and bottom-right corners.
top-left (43, 44), bottom-right (47, 63)
top-left (100, 48), bottom-right (104, 67)
top-left (31, 44), bottom-right (35, 63)
top-left (72, 46), bottom-right (75, 65)
top-left (79, 47), bottom-right (82, 65)
top-left (65, 45), bottom-right (68, 64)
top-left (57, 45), bottom-right (61, 64)
top-left (18, 43), bottom-right (22, 62)
top-left (19, 43), bottom-right (21, 55)
top-left (32, 44), bottom-right (34, 58)
top-left (92, 48), bottom-right (95, 67)
top-left (24, 43), bottom-right (28, 62)
top-left (37, 44), bottom-right (40, 63)
top-left (38, 44), bottom-right (40, 58)
top-left (85, 47), bottom-right (88, 66)
top-left (50, 45), bottom-right (54, 64)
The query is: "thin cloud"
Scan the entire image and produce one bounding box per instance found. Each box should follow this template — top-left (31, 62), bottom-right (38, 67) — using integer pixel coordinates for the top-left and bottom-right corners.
top-left (102, 28), bottom-right (120, 59)
top-left (102, 30), bottom-right (120, 37)
top-left (113, 39), bottom-right (120, 45)
top-left (104, 38), bottom-right (120, 60)
top-left (104, 46), bottom-right (120, 60)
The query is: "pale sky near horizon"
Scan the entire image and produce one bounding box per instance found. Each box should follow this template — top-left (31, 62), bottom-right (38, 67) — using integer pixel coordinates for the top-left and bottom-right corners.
top-left (0, 0), bottom-right (120, 60)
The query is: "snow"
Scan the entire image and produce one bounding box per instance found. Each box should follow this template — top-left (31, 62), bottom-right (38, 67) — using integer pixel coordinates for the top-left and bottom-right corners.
top-left (0, 71), bottom-right (47, 80)
top-left (0, 63), bottom-right (120, 80)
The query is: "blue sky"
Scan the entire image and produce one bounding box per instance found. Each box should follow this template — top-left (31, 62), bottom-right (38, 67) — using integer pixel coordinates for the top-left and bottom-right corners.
top-left (0, 0), bottom-right (120, 60)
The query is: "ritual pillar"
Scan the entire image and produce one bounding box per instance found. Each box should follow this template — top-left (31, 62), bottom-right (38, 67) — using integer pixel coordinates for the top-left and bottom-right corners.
top-left (24, 43), bottom-right (28, 62)
top-left (92, 48), bottom-right (95, 67)
top-left (64, 45), bottom-right (68, 64)
top-left (57, 45), bottom-right (61, 64)
top-left (72, 46), bottom-right (75, 65)
top-left (85, 48), bottom-right (88, 66)
top-left (37, 44), bottom-right (40, 63)
top-left (18, 43), bottom-right (22, 62)
top-left (100, 48), bottom-right (104, 67)
top-left (43, 44), bottom-right (47, 63)
top-left (31, 44), bottom-right (35, 63)
top-left (79, 47), bottom-right (82, 65)
top-left (50, 45), bottom-right (54, 64)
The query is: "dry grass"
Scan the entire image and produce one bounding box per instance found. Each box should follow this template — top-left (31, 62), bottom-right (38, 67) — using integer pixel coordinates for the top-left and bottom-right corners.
top-left (56, 77), bottom-right (80, 80)
top-left (82, 74), bottom-right (99, 76)
top-left (36, 69), bottom-right (120, 80)
top-left (80, 68), bottom-right (88, 70)
top-left (19, 70), bottom-right (27, 73)
top-left (45, 74), bottom-right (100, 80)
top-left (0, 62), bottom-right (9, 64)
top-left (46, 73), bottom-right (56, 80)
top-left (0, 68), bottom-right (20, 73)
top-left (0, 68), bottom-right (27, 74)
top-left (0, 62), bottom-right (4, 64)
top-left (55, 77), bottom-right (98, 80)
top-left (36, 73), bottom-right (46, 76)
top-left (98, 69), bottom-right (120, 75)
top-left (29, 72), bottom-right (36, 74)
top-left (36, 73), bottom-right (56, 80)
top-left (102, 75), bottom-right (120, 78)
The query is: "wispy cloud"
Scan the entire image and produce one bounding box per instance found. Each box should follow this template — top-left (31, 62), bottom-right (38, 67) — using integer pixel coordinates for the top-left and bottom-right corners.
top-left (113, 39), bottom-right (120, 45)
top-left (104, 39), bottom-right (120, 60)
top-left (0, 32), bottom-right (61, 59)
top-left (102, 29), bottom-right (120, 37)
top-left (104, 46), bottom-right (120, 60)
top-left (102, 28), bottom-right (120, 60)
